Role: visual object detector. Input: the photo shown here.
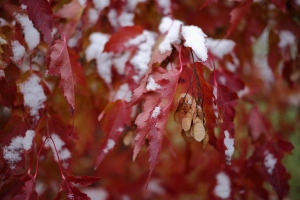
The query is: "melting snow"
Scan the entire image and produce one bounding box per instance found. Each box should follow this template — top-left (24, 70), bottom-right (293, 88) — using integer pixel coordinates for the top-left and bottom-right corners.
top-left (157, 0), bottom-right (171, 15)
top-left (206, 38), bottom-right (235, 59)
top-left (19, 74), bottom-right (46, 121)
top-left (146, 76), bottom-right (162, 91)
top-left (103, 139), bottom-right (116, 154)
top-left (214, 172), bottom-right (231, 199)
top-left (181, 25), bottom-right (208, 62)
top-left (10, 40), bottom-right (25, 63)
top-left (151, 106), bottom-right (161, 118)
top-left (14, 13), bottom-right (40, 50)
top-left (224, 130), bottom-right (234, 165)
top-left (264, 151), bottom-right (277, 174)
top-left (3, 130), bottom-right (35, 169)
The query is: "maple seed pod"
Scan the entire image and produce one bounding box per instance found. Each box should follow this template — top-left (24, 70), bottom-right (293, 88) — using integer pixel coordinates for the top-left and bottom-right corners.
top-left (184, 128), bottom-right (192, 137)
top-left (181, 129), bottom-right (194, 142)
top-left (191, 118), bottom-right (205, 142)
top-left (182, 111), bottom-right (193, 131)
top-left (202, 132), bottom-right (209, 149)
top-left (174, 98), bottom-right (187, 124)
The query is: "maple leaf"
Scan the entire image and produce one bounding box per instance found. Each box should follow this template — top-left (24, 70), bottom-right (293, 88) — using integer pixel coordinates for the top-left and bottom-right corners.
top-left (49, 39), bottom-right (75, 111)
top-left (271, 0), bottom-right (286, 12)
top-left (19, 0), bottom-right (53, 46)
top-left (68, 48), bottom-right (87, 86)
top-left (65, 176), bottom-right (101, 187)
top-left (0, 78), bottom-right (17, 108)
top-left (227, 0), bottom-right (253, 37)
top-left (128, 67), bottom-right (181, 183)
top-left (248, 106), bottom-right (269, 141)
top-left (95, 100), bottom-right (132, 169)
top-left (55, 179), bottom-right (91, 200)
top-left (104, 26), bottom-right (144, 53)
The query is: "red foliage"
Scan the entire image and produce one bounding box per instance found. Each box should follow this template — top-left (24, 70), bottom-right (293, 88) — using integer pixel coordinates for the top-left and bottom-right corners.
top-left (0, 0), bottom-right (299, 199)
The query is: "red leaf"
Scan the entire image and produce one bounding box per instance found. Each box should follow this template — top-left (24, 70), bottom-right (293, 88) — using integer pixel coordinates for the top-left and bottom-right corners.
top-left (19, 0), bottom-right (53, 46)
top-left (199, 0), bottom-right (218, 10)
top-left (0, 78), bottom-right (17, 108)
top-left (104, 26), bottom-right (144, 53)
top-left (95, 100), bottom-right (132, 169)
top-left (248, 106), bottom-right (269, 141)
top-left (129, 67), bottom-right (180, 183)
top-left (68, 48), bottom-right (87, 86)
top-left (13, 174), bottom-right (38, 200)
top-left (65, 176), bottom-right (100, 187)
top-left (227, 0), bottom-right (253, 37)
top-left (56, 179), bottom-right (90, 200)
top-left (49, 39), bottom-right (75, 110)
top-left (271, 0), bottom-right (286, 12)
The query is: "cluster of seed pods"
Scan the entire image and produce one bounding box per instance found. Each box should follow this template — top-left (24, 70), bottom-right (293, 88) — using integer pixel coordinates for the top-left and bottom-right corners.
top-left (174, 93), bottom-right (209, 148)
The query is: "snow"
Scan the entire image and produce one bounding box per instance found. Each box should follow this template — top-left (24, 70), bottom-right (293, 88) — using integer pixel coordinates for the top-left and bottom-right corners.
top-left (151, 106), bottom-right (161, 118)
top-left (118, 11), bottom-right (134, 27)
top-left (237, 86), bottom-right (249, 98)
top-left (113, 52), bottom-right (130, 74)
top-left (88, 8), bottom-right (99, 25)
top-left (157, 0), bottom-right (171, 15)
top-left (81, 188), bottom-right (108, 200)
top-left (77, 0), bottom-right (86, 7)
top-left (181, 25), bottom-right (208, 62)
top-left (214, 172), bottom-right (231, 199)
top-left (206, 38), bottom-right (235, 59)
top-left (0, 18), bottom-right (8, 27)
top-left (264, 151), bottom-right (277, 174)
top-left (158, 16), bottom-right (173, 34)
top-left (68, 29), bottom-right (82, 48)
top-left (103, 139), bottom-right (115, 154)
top-left (147, 179), bottom-right (165, 195)
top-left (296, 0), bottom-right (300, 6)
top-left (126, 31), bottom-right (156, 82)
top-left (20, 4), bottom-right (27, 10)
top-left (0, 69), bottom-right (4, 78)
top-left (10, 40), bottom-right (25, 63)
top-left (278, 30), bottom-right (296, 49)
top-left (108, 9), bottom-right (118, 30)
top-left (19, 74), bottom-right (46, 121)
top-left (44, 134), bottom-right (71, 162)
top-left (2, 130), bottom-right (35, 169)
top-left (146, 76), bottom-right (162, 91)
top-left (127, 0), bottom-right (146, 10)
top-left (68, 194), bottom-right (74, 199)
top-left (114, 83), bottom-right (132, 102)
top-left (159, 18), bottom-right (183, 53)
top-left (93, 0), bottom-right (110, 12)
top-left (15, 13), bottom-right (40, 50)
top-left (85, 32), bottom-right (114, 85)
top-left (224, 130), bottom-right (234, 165)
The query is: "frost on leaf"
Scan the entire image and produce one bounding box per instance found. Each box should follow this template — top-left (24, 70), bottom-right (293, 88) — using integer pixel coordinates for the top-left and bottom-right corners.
top-left (214, 172), bottom-right (231, 199)
top-left (49, 39), bottom-right (75, 110)
top-left (18, 74), bottom-right (46, 121)
top-left (181, 25), bottom-right (208, 62)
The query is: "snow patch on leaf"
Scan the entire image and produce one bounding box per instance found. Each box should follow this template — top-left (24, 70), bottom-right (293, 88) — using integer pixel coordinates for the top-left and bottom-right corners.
top-left (224, 130), bottom-right (234, 165)
top-left (126, 31), bottom-right (156, 82)
top-left (214, 172), bottom-right (231, 199)
top-left (10, 40), bottom-right (25, 63)
top-left (114, 83), bottom-right (132, 102)
top-left (278, 30), bottom-right (296, 49)
top-left (14, 13), bottom-right (40, 50)
top-left (264, 150), bottom-right (277, 174)
top-left (3, 130), bottom-right (35, 170)
top-left (103, 139), bottom-right (115, 154)
top-left (146, 76), bottom-right (162, 91)
top-left (19, 74), bottom-right (46, 121)
top-left (206, 38), bottom-right (235, 59)
top-left (151, 106), bottom-right (161, 119)
top-left (44, 134), bottom-right (71, 162)
top-left (181, 25), bottom-right (208, 62)
top-left (158, 17), bottom-right (183, 53)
